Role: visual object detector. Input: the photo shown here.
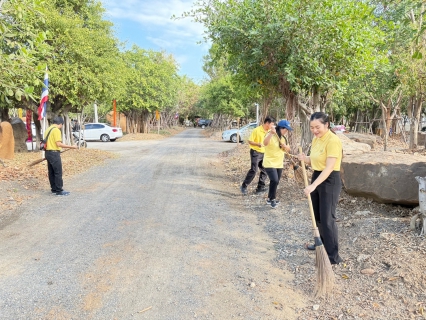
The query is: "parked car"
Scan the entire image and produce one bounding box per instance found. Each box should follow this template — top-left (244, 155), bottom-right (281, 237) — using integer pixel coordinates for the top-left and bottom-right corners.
top-left (81, 123), bottom-right (123, 142)
top-left (222, 122), bottom-right (258, 143)
top-left (197, 119), bottom-right (212, 128)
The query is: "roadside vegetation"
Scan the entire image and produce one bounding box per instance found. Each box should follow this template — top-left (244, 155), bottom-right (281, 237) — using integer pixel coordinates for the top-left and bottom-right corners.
top-left (184, 0), bottom-right (426, 151)
top-left (1, 0), bottom-right (425, 150)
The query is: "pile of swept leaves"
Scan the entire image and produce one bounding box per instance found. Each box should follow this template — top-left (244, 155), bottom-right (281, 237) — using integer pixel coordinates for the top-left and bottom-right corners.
top-left (0, 149), bottom-right (115, 212)
top-left (221, 143), bottom-right (426, 320)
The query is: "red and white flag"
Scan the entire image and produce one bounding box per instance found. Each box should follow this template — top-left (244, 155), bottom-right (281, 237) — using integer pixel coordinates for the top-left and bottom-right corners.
top-left (37, 70), bottom-right (49, 120)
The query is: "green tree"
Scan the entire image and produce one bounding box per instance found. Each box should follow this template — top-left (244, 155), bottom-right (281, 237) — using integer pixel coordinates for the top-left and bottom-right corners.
top-left (119, 46), bottom-right (179, 133)
top-left (0, 0), bottom-right (48, 118)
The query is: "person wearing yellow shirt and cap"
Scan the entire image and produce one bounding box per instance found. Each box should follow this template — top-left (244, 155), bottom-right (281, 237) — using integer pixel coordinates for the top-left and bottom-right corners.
top-left (297, 112), bottom-right (343, 265)
top-left (44, 116), bottom-right (78, 196)
top-left (240, 116), bottom-right (275, 195)
top-left (263, 119), bottom-right (292, 208)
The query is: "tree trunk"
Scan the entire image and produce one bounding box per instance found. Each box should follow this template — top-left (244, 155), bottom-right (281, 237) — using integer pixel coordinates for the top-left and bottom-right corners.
top-left (285, 92), bottom-right (299, 154)
top-left (0, 107), bottom-right (9, 122)
top-left (409, 94), bottom-right (422, 149)
top-left (141, 109), bottom-right (149, 133)
top-left (312, 85), bottom-right (321, 112)
top-left (259, 93), bottom-right (273, 122)
top-left (381, 104), bottom-right (388, 151)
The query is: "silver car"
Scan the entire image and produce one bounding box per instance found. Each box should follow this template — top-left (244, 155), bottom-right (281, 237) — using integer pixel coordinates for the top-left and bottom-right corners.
top-left (222, 122), bottom-right (258, 143)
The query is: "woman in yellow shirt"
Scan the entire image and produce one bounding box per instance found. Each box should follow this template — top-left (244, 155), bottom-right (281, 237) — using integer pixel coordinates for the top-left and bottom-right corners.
top-left (263, 120), bottom-right (292, 208)
top-left (298, 112), bottom-right (343, 265)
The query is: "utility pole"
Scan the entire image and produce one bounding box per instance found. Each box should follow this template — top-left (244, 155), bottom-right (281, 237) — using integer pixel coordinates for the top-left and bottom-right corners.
top-left (94, 102), bottom-right (98, 123)
top-left (255, 103), bottom-right (259, 124)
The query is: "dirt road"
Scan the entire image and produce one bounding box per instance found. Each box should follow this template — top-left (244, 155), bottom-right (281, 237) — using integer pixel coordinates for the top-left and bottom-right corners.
top-left (0, 129), bottom-right (305, 319)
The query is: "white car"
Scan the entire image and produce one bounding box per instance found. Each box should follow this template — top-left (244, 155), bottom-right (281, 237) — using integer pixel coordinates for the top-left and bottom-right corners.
top-left (81, 123), bottom-right (123, 142)
top-left (222, 122), bottom-right (258, 143)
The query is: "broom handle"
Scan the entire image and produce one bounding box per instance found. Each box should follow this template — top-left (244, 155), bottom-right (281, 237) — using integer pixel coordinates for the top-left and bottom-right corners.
top-left (271, 134), bottom-right (299, 158)
top-left (272, 133), bottom-right (299, 167)
top-left (298, 146), bottom-right (318, 230)
top-left (28, 148), bottom-right (72, 166)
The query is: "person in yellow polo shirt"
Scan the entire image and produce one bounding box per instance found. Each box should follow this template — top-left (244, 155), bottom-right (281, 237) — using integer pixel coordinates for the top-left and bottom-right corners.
top-left (240, 116), bottom-right (275, 195)
top-left (263, 119), bottom-right (292, 208)
top-left (44, 116), bottom-right (77, 196)
top-left (297, 112), bottom-right (343, 265)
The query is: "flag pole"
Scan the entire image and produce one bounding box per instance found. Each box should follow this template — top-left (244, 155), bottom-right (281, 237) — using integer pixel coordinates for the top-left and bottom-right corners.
top-left (38, 66), bottom-right (49, 159)
top-left (42, 117), bottom-right (46, 159)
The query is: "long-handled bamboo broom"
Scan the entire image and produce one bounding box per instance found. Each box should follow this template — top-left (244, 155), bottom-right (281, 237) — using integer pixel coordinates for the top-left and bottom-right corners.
top-left (298, 146), bottom-right (334, 297)
top-left (28, 149), bottom-right (72, 167)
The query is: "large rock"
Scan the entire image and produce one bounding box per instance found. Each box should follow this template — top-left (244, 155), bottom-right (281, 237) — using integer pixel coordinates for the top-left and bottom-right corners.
top-left (337, 132), bottom-right (371, 156)
top-left (10, 117), bottom-right (28, 153)
top-left (341, 152), bottom-right (426, 205)
top-left (344, 132), bottom-right (378, 148)
top-left (0, 121), bottom-right (15, 160)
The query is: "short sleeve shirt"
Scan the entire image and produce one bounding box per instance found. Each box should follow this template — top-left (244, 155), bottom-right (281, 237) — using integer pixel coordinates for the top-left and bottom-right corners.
top-left (263, 134), bottom-right (286, 168)
top-left (249, 125), bottom-right (268, 153)
top-left (45, 125), bottom-right (62, 151)
top-left (310, 130), bottom-right (342, 171)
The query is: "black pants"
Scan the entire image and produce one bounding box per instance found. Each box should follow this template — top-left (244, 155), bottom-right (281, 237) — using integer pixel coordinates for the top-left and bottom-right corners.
top-left (45, 151), bottom-right (63, 193)
top-left (265, 168), bottom-right (283, 200)
top-left (311, 170), bottom-right (342, 264)
top-left (242, 149), bottom-right (267, 189)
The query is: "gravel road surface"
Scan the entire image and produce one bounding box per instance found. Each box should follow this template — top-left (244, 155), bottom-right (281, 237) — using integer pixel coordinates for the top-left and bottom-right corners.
top-left (0, 129), bottom-right (304, 319)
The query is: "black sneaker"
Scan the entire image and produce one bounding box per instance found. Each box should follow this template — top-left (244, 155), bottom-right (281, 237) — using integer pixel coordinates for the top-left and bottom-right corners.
top-left (240, 186), bottom-right (247, 195)
top-left (56, 191), bottom-right (70, 196)
top-left (270, 199), bottom-right (278, 208)
top-left (255, 186), bottom-right (267, 193)
top-left (266, 198), bottom-right (280, 205)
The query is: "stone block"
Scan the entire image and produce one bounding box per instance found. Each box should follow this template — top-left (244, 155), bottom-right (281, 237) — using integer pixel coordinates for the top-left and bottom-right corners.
top-left (344, 133), bottom-right (377, 148)
top-left (0, 121), bottom-right (15, 160)
top-left (337, 132), bottom-right (371, 156)
top-left (10, 117), bottom-right (28, 153)
top-left (341, 152), bottom-right (426, 205)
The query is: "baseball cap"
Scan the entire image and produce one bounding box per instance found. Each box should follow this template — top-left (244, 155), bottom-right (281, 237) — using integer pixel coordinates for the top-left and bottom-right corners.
top-left (277, 119), bottom-right (293, 131)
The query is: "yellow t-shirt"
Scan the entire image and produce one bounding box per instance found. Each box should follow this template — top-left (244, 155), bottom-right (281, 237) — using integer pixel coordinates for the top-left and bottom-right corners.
top-left (263, 134), bottom-right (286, 168)
top-left (248, 125), bottom-right (268, 153)
top-left (44, 125), bottom-right (62, 151)
top-left (310, 130), bottom-right (342, 171)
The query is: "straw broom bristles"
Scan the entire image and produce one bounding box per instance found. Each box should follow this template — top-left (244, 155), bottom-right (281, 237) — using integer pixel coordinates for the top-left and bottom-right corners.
top-left (298, 147), bottom-right (335, 297)
top-left (288, 156), bottom-right (305, 183)
top-left (313, 229), bottom-right (335, 297)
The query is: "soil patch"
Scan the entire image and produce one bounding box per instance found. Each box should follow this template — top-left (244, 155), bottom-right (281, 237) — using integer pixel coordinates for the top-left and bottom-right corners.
top-left (221, 142), bottom-right (426, 320)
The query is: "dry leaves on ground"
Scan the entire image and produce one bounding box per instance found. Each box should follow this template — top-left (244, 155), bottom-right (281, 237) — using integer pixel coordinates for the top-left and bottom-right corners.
top-left (0, 149), bottom-right (116, 212)
top-left (220, 140), bottom-right (426, 320)
top-left (119, 127), bottom-right (185, 142)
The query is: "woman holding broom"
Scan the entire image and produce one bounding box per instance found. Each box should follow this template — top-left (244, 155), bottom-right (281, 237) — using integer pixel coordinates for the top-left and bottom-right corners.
top-left (298, 112), bottom-right (343, 265)
top-left (263, 119), bottom-right (292, 208)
